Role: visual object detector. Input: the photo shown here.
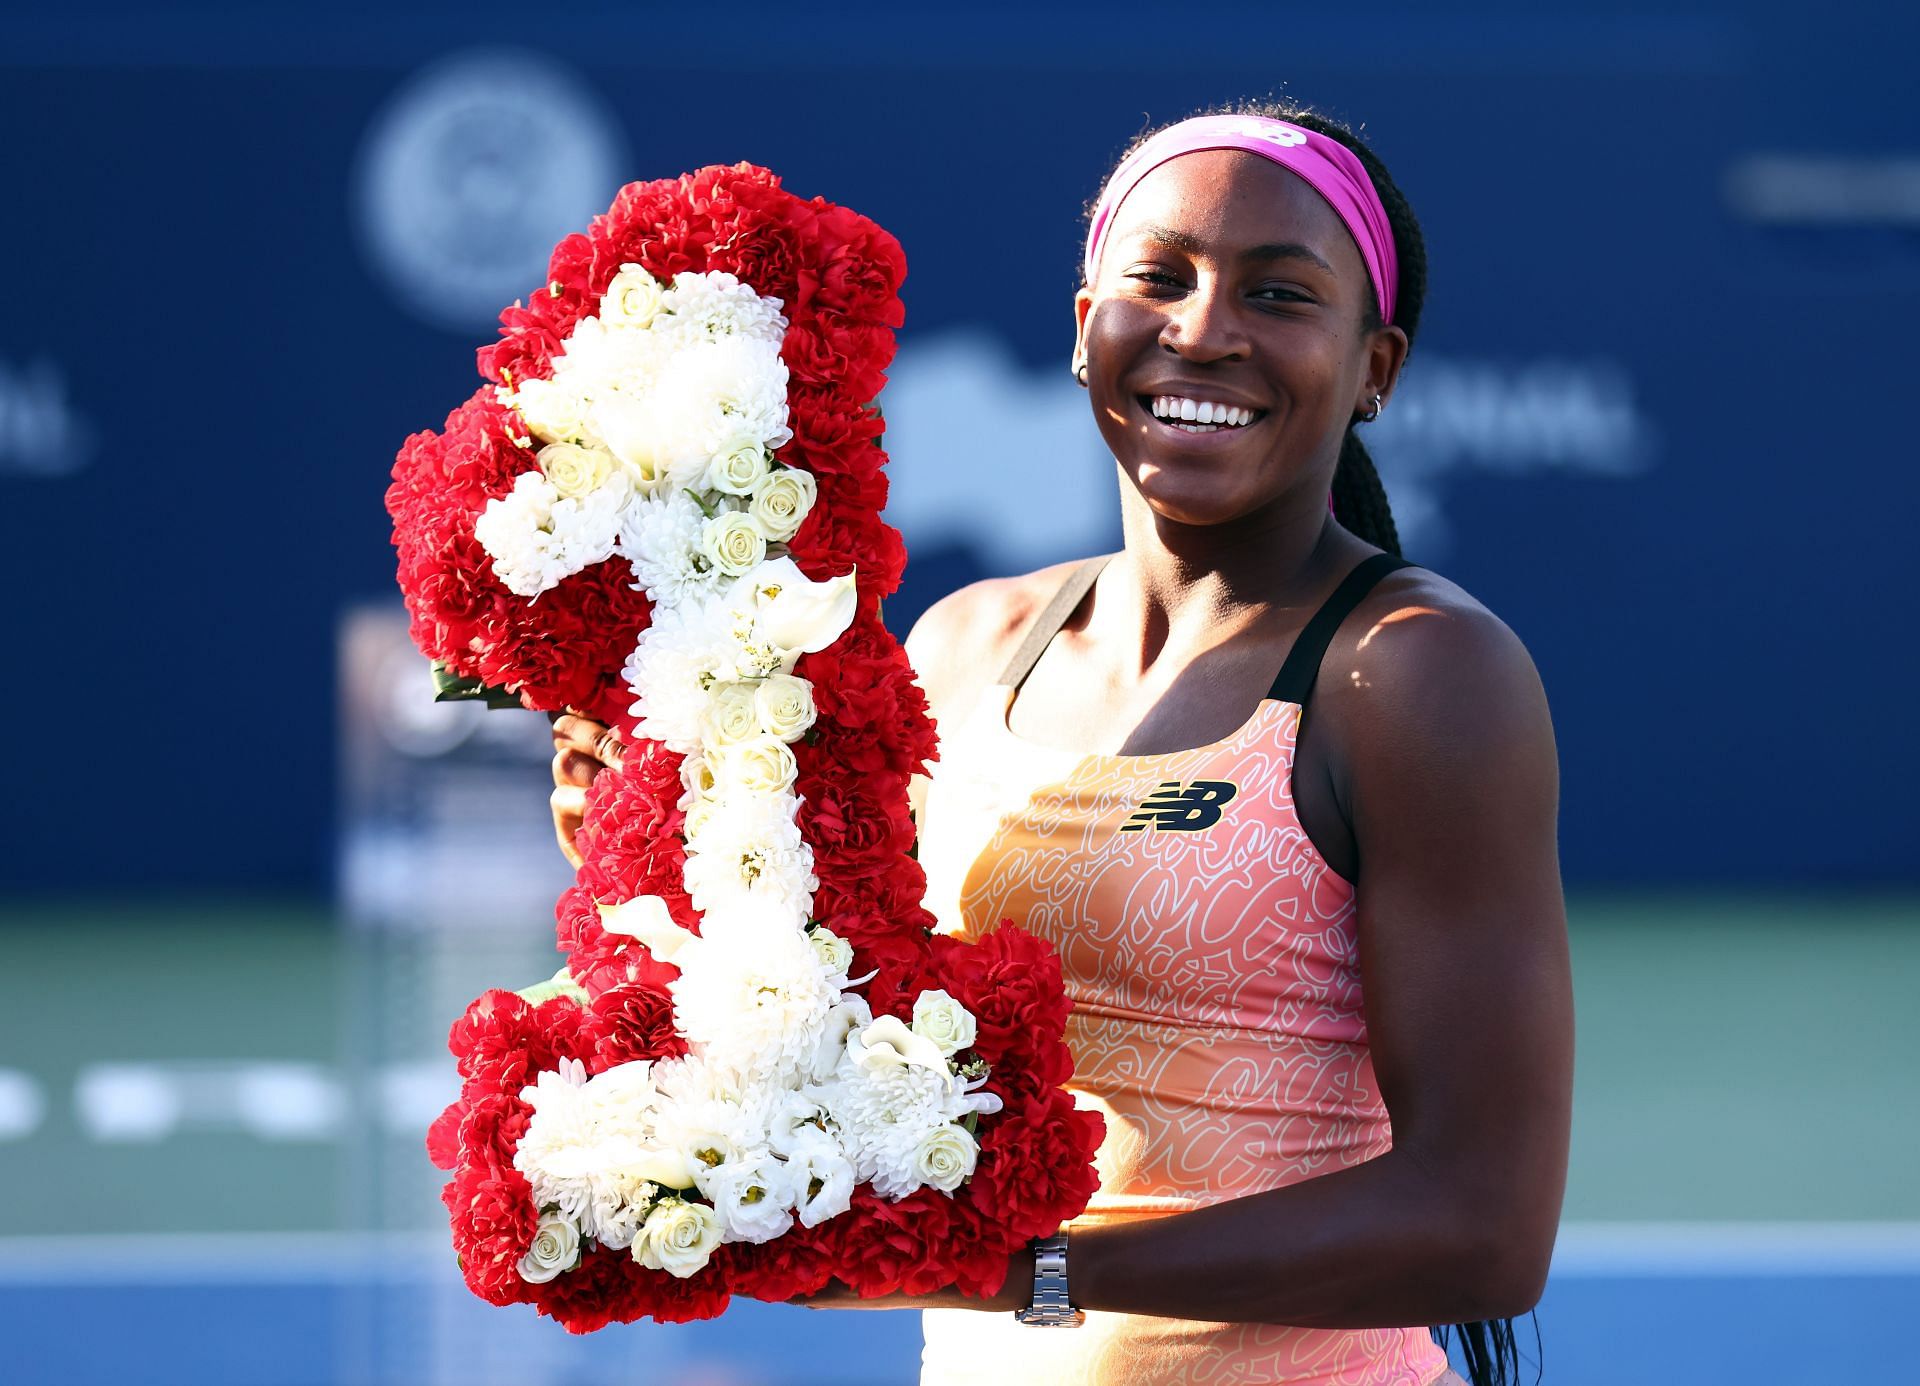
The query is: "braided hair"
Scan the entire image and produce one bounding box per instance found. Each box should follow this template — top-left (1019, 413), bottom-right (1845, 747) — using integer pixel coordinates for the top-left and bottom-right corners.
top-left (1090, 100), bottom-right (1541, 1386)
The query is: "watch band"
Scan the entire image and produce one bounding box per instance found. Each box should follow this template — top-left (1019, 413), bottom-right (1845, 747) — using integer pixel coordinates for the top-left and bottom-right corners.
top-left (1013, 1231), bottom-right (1086, 1326)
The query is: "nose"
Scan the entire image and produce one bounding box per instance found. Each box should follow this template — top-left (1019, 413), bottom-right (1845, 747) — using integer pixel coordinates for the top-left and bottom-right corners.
top-left (1158, 274), bottom-right (1250, 364)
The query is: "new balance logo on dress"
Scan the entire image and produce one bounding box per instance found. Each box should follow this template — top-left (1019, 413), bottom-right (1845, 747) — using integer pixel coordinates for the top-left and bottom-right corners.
top-left (1119, 780), bottom-right (1238, 832)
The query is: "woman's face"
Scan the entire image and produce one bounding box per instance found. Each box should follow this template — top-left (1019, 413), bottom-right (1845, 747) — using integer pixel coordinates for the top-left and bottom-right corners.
top-left (1074, 149), bottom-right (1406, 529)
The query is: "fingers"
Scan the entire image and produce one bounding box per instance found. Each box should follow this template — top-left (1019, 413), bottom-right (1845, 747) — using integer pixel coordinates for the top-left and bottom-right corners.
top-left (551, 784), bottom-right (587, 870)
top-left (551, 748), bottom-right (601, 790)
top-left (551, 713), bottom-right (626, 772)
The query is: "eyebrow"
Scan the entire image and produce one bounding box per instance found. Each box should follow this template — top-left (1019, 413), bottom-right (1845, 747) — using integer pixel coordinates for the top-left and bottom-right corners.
top-left (1131, 222), bottom-right (1335, 275)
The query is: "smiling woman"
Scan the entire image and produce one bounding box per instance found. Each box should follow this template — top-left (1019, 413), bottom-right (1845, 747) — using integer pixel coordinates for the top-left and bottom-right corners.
top-left (895, 100), bottom-right (1571, 1386)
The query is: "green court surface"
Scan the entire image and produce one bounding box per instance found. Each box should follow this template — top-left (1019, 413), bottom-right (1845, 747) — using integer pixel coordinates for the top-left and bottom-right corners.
top-left (5, 893), bottom-right (1916, 1240)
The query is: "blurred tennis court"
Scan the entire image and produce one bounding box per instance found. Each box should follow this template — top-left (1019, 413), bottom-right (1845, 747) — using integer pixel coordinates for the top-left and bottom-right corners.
top-left (6, 893), bottom-right (1915, 1385)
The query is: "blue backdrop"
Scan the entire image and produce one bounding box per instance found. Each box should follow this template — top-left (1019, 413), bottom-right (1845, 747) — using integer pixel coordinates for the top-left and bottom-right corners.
top-left (3, 0), bottom-right (1915, 893)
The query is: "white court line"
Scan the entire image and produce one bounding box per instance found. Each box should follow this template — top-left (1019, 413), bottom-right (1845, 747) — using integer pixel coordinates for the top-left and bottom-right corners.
top-left (2, 1224), bottom-right (1919, 1285)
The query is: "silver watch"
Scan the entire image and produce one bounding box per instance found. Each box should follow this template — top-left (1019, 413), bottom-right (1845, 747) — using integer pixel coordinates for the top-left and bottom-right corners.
top-left (1012, 1231), bottom-right (1085, 1326)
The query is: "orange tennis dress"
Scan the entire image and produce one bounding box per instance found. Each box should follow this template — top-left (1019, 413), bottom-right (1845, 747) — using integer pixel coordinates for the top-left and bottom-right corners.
top-left (917, 553), bottom-right (1454, 1386)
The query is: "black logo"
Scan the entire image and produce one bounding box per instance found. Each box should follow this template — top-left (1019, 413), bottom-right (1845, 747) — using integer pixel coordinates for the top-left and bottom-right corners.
top-left (1119, 780), bottom-right (1238, 833)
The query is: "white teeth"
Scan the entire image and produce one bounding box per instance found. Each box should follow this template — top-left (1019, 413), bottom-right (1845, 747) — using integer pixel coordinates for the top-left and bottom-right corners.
top-left (1149, 395), bottom-right (1258, 428)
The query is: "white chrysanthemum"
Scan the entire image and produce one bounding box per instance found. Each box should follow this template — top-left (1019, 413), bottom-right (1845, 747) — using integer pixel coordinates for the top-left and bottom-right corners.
top-left (656, 270), bottom-right (788, 348)
top-left (474, 469), bottom-right (631, 598)
top-left (623, 593), bottom-right (750, 751)
top-left (823, 1060), bottom-right (954, 1200)
top-left (651, 337), bottom-right (792, 472)
top-left (700, 1149), bottom-right (798, 1245)
top-left (680, 789), bottom-right (816, 922)
top-left (618, 489), bottom-right (723, 606)
top-left (513, 1060), bottom-right (602, 1226)
top-left (670, 918), bottom-right (839, 1077)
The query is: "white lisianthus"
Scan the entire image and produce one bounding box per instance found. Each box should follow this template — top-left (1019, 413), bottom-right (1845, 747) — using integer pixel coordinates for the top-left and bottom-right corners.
top-left (808, 927), bottom-right (854, 978)
top-left (910, 1124), bottom-right (979, 1193)
top-left (702, 682), bottom-right (762, 746)
top-left (786, 1131), bottom-right (857, 1227)
top-left (702, 511), bottom-right (767, 578)
top-left (702, 1151), bottom-right (797, 1244)
top-left (735, 557), bottom-right (858, 670)
top-left (517, 1211), bottom-right (581, 1283)
top-left (754, 673), bottom-right (816, 742)
top-left (847, 1014), bottom-right (950, 1074)
top-left (537, 441), bottom-right (616, 500)
top-left (715, 736), bottom-right (799, 796)
top-left (633, 1198), bottom-right (723, 1278)
top-left (597, 896), bottom-right (697, 965)
top-left (705, 439), bottom-right (771, 496)
top-left (748, 467), bottom-right (817, 543)
top-left (602, 264), bottom-right (666, 329)
top-left (910, 989), bottom-right (977, 1057)
top-left (511, 377), bottom-right (592, 445)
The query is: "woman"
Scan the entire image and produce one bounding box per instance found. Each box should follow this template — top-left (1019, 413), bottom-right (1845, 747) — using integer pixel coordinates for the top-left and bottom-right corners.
top-left (553, 99), bottom-right (1572, 1386)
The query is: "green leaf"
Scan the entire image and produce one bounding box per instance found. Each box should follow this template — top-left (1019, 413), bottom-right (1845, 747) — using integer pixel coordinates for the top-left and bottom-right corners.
top-left (429, 659), bottom-right (522, 709)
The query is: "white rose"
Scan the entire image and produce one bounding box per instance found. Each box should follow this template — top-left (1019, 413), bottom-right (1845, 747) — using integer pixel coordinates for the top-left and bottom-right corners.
top-left (702, 511), bottom-right (767, 578)
top-left (704, 439), bottom-right (771, 497)
top-left (736, 556), bottom-right (857, 669)
top-left (748, 467), bottom-right (817, 543)
top-left (716, 736), bottom-right (798, 796)
top-left (754, 673), bottom-right (816, 742)
top-left (847, 1013), bottom-right (949, 1074)
top-left (517, 1211), bottom-right (581, 1284)
top-left (910, 989), bottom-right (977, 1057)
top-left (536, 442), bottom-right (615, 500)
top-left (809, 926), bottom-right (854, 977)
top-left (911, 1124), bottom-right (979, 1194)
top-left (597, 895), bottom-right (696, 964)
top-left (632, 1198), bottom-right (722, 1279)
top-left (702, 682), bottom-right (761, 746)
top-left (682, 793), bottom-right (720, 845)
top-left (602, 264), bottom-right (665, 328)
top-left (513, 378), bottom-right (591, 445)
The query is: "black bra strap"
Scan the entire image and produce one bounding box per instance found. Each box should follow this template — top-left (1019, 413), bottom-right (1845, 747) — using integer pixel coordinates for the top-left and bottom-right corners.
top-left (1267, 552), bottom-right (1416, 707)
top-left (997, 554), bottom-right (1114, 689)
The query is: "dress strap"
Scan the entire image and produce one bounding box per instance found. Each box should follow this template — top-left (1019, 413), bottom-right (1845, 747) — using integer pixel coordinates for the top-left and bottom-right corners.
top-left (1267, 552), bottom-right (1416, 708)
top-left (997, 554), bottom-right (1114, 690)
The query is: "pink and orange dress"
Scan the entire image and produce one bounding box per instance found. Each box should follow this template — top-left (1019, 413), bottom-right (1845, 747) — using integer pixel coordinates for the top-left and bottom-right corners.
top-left (917, 552), bottom-right (1456, 1386)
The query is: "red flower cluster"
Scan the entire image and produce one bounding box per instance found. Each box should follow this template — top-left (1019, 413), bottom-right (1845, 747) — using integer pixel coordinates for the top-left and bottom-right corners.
top-left (406, 166), bottom-right (1102, 1331)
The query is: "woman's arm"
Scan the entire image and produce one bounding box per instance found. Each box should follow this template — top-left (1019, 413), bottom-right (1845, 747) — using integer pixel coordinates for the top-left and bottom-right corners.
top-left (1068, 594), bottom-right (1573, 1327)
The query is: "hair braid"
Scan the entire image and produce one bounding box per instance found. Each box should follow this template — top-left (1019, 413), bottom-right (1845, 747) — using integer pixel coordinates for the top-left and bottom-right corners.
top-left (1090, 101), bottom-right (1540, 1386)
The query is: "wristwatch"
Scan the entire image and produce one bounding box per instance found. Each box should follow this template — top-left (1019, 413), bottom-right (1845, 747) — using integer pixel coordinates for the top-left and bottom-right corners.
top-left (1013, 1231), bottom-right (1085, 1326)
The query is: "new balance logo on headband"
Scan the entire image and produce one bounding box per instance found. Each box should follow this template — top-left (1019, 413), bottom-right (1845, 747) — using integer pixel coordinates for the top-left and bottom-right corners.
top-left (1119, 780), bottom-right (1238, 833)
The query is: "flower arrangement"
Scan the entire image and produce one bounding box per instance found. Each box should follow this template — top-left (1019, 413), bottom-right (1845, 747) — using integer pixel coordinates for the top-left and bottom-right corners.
top-left (388, 164), bottom-right (1103, 1329)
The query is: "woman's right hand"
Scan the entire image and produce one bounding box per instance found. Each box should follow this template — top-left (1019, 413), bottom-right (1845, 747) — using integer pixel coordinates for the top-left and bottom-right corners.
top-left (549, 713), bottom-right (626, 869)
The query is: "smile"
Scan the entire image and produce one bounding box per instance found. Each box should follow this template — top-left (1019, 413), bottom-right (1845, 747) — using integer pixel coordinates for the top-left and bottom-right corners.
top-left (1144, 394), bottom-right (1262, 434)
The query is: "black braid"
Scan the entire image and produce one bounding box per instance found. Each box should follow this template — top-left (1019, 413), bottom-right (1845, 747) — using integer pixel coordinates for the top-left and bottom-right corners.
top-left (1090, 101), bottom-right (1541, 1386)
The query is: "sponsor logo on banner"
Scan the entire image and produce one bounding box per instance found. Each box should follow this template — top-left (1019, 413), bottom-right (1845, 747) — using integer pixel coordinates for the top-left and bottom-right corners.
top-left (353, 48), bottom-right (628, 333)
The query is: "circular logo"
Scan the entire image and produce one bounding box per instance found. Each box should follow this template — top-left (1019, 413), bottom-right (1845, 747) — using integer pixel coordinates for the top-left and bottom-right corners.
top-left (353, 48), bottom-right (628, 333)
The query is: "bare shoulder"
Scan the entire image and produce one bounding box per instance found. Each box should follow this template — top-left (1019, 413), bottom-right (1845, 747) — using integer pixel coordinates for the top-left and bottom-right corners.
top-left (1319, 561), bottom-right (1555, 772)
top-left (904, 559), bottom-right (1087, 721)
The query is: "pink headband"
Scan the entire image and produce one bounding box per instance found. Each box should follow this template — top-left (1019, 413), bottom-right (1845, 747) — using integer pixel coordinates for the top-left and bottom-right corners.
top-left (1085, 114), bottom-right (1399, 326)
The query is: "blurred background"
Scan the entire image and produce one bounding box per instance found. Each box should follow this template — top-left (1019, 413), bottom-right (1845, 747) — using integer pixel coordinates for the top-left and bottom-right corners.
top-left (3, 1), bottom-right (1916, 1382)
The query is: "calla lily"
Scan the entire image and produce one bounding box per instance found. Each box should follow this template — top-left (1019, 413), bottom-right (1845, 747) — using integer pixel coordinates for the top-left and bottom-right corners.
top-left (846, 1013), bottom-right (949, 1073)
top-left (598, 895), bottom-right (696, 963)
top-left (735, 556), bottom-right (857, 666)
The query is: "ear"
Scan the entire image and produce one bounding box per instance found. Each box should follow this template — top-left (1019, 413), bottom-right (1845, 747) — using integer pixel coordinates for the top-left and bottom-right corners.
top-left (1072, 286), bottom-right (1094, 373)
top-left (1357, 322), bottom-right (1410, 414)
